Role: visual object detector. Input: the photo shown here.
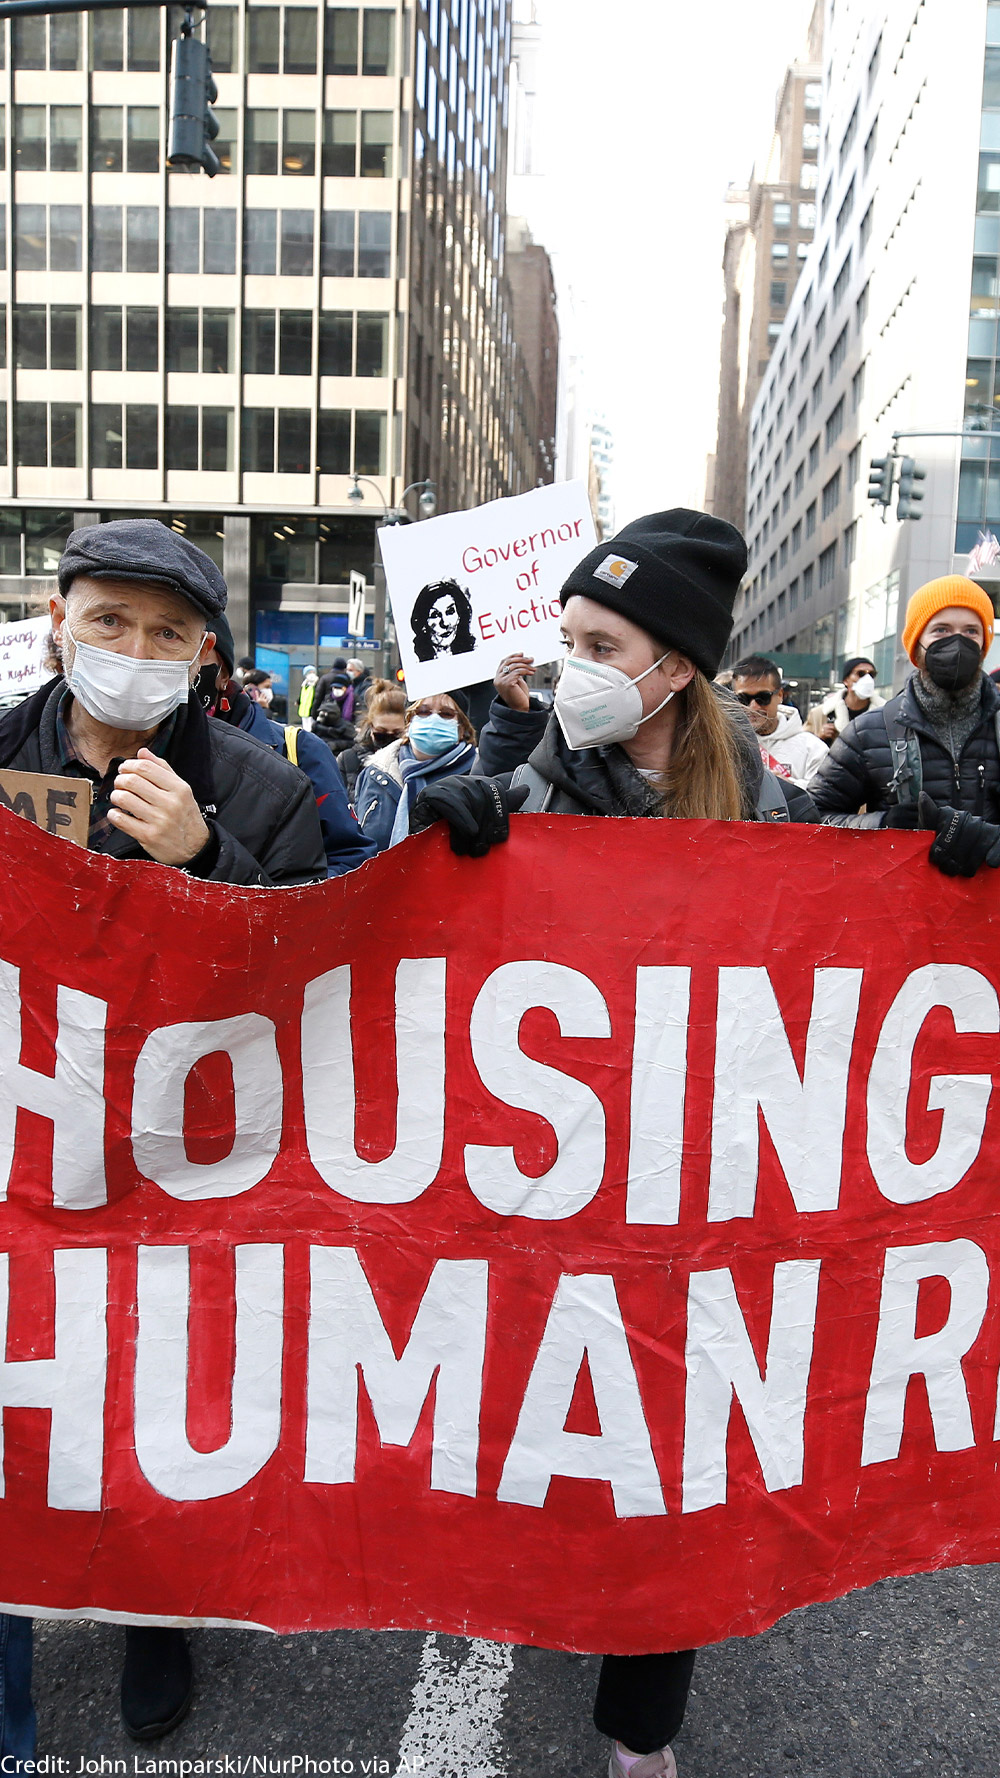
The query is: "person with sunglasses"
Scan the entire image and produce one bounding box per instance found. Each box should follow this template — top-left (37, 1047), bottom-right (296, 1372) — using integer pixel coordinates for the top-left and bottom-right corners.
top-left (731, 654), bottom-right (828, 787)
top-left (354, 688), bottom-right (478, 852)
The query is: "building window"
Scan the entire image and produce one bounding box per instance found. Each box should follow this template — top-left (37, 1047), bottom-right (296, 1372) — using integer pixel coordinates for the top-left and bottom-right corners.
top-left (14, 402), bottom-right (81, 467)
top-left (15, 204), bottom-right (83, 272)
top-left (835, 177), bottom-right (855, 244)
top-left (833, 250), bottom-right (852, 308)
top-left (326, 8), bottom-right (359, 74)
top-left (15, 105), bottom-right (82, 171)
top-left (829, 324), bottom-right (848, 378)
top-left (804, 81), bottom-right (820, 112)
top-left (771, 241), bottom-right (789, 266)
top-left (867, 33), bottom-right (881, 93)
top-left (802, 562), bottom-right (814, 599)
top-left (796, 403), bottom-right (807, 440)
top-left (847, 442), bottom-right (861, 487)
top-left (773, 201), bottom-right (791, 229)
top-left (166, 207), bottom-right (237, 275)
top-left (800, 163), bottom-right (818, 191)
top-left (317, 408), bottom-right (351, 472)
top-left (321, 209), bottom-right (355, 275)
top-left (91, 403), bottom-right (158, 470)
top-left (246, 110), bottom-right (279, 175)
top-left (806, 500), bottom-right (817, 536)
top-left (820, 175), bottom-right (833, 222)
top-left (825, 398), bottom-right (844, 450)
top-left (281, 210), bottom-right (314, 275)
top-left (278, 311), bottom-right (313, 375)
top-left (822, 469), bottom-right (842, 518)
top-left (277, 409), bottom-right (311, 473)
top-left (792, 519), bottom-right (802, 553)
top-left (794, 462), bottom-right (804, 496)
top-left (770, 280), bottom-right (787, 309)
top-left (842, 520), bottom-right (857, 569)
top-left (13, 12), bottom-right (80, 69)
top-left (811, 373), bottom-right (823, 413)
top-left (90, 205), bottom-right (158, 273)
top-left (863, 118), bottom-right (878, 176)
top-left (166, 406), bottom-right (234, 472)
top-left (15, 305), bottom-right (81, 370)
top-left (779, 539), bottom-right (788, 568)
top-left (324, 111), bottom-right (357, 175)
top-left (798, 202), bottom-right (816, 232)
top-left (818, 541), bottom-right (837, 587)
top-left (247, 8), bottom-right (280, 72)
top-left (856, 280), bottom-right (870, 331)
top-left (284, 6), bottom-right (318, 73)
top-left (851, 361), bottom-right (866, 411)
top-left (362, 8), bottom-right (394, 75)
top-left (358, 210), bottom-right (391, 276)
top-left (283, 111), bottom-right (316, 175)
top-left (802, 121), bottom-right (820, 156)
top-left (808, 437), bottom-right (820, 476)
top-left (166, 308), bottom-right (234, 373)
top-left (838, 102), bottom-right (859, 172)
top-left (859, 201), bottom-right (874, 254)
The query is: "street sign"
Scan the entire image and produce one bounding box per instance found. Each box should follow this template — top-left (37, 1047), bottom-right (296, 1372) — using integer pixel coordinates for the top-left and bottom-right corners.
top-left (347, 570), bottom-right (367, 639)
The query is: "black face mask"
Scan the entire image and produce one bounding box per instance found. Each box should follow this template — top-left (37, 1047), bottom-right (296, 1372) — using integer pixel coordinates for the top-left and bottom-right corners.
top-left (193, 663), bottom-right (220, 712)
top-left (371, 730), bottom-right (398, 749)
top-left (922, 634), bottom-right (983, 693)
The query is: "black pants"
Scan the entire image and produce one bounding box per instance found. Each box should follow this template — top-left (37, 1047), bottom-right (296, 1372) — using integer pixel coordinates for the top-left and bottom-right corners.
top-left (593, 1650), bottom-right (697, 1755)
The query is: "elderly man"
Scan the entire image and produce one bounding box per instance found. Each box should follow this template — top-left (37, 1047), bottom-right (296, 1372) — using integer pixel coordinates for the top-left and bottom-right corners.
top-left (812, 575), bottom-right (1000, 875)
top-left (0, 518), bottom-right (325, 885)
top-left (0, 520), bottom-right (325, 1757)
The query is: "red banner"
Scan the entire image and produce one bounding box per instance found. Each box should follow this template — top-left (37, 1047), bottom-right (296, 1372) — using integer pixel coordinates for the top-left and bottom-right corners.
top-left (0, 808), bottom-right (999, 1654)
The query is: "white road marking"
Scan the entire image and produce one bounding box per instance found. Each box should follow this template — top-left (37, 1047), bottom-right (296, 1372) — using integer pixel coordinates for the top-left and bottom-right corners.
top-left (394, 1634), bottom-right (515, 1778)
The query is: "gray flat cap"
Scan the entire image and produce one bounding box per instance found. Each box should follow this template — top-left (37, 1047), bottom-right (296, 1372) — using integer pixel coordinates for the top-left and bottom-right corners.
top-left (58, 519), bottom-right (227, 620)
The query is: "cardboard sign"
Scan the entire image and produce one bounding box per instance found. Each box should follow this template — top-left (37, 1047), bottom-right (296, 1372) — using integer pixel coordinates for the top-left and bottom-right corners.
top-left (0, 616), bottom-right (57, 700)
top-left (2, 810), bottom-right (1000, 1653)
top-left (0, 768), bottom-right (90, 845)
top-left (378, 481), bottom-right (597, 697)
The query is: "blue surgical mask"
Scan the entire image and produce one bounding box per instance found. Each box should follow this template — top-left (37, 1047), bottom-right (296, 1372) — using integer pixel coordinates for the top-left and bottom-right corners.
top-left (408, 714), bottom-right (460, 757)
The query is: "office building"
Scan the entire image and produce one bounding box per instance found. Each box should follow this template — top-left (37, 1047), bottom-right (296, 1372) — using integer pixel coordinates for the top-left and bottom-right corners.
top-left (731, 0), bottom-right (1000, 690)
top-left (711, 4), bottom-right (822, 530)
top-left (0, 0), bottom-right (547, 682)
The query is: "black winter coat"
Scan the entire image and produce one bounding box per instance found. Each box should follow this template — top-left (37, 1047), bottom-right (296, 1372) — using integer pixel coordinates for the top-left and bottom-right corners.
top-left (480, 706), bottom-right (819, 823)
top-left (312, 699), bottom-right (357, 756)
top-left (810, 673), bottom-right (1000, 826)
top-left (476, 695), bottom-right (549, 776)
top-left (0, 679), bottom-right (326, 887)
top-left (338, 737), bottom-right (375, 802)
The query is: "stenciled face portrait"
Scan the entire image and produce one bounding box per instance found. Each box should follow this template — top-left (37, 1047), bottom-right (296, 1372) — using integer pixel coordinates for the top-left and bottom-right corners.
top-left (410, 580), bottom-right (477, 663)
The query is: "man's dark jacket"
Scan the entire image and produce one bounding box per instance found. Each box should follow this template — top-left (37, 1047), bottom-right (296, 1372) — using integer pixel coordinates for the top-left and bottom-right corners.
top-left (810, 672), bottom-right (1000, 826)
top-left (0, 679), bottom-right (325, 886)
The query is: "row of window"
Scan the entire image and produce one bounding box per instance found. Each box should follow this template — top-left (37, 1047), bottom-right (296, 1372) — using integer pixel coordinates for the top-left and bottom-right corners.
top-left (5, 103), bottom-right (397, 181)
top-left (1, 400), bottom-right (388, 475)
top-left (4, 204), bottom-right (395, 280)
top-left (4, 6), bottom-right (395, 77)
top-left (749, 442), bottom-right (863, 565)
top-left (772, 201), bottom-right (817, 231)
top-left (750, 273), bottom-right (872, 502)
top-left (736, 523), bottom-right (858, 656)
top-left (2, 302), bottom-right (390, 379)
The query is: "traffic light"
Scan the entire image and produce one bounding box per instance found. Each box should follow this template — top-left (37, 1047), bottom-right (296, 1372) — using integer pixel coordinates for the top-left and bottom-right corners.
top-left (867, 456), bottom-right (895, 507)
top-left (897, 456), bottom-right (927, 520)
top-left (168, 32), bottom-right (220, 177)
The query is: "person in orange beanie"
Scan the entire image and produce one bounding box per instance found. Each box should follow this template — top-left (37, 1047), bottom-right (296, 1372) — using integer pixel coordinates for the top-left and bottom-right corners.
top-left (811, 574), bottom-right (1000, 875)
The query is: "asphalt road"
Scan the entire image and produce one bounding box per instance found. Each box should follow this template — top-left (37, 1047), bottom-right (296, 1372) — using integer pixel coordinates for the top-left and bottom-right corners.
top-left (30, 1562), bottom-right (1000, 1778)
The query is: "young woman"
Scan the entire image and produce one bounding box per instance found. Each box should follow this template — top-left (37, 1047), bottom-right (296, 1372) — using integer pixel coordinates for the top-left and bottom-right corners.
top-left (410, 509), bottom-right (818, 1778)
top-left (338, 679), bottom-right (408, 803)
top-left (354, 688), bottom-right (478, 852)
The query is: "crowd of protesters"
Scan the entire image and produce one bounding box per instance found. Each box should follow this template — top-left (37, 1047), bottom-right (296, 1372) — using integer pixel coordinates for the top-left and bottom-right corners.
top-left (2, 508), bottom-right (1000, 1778)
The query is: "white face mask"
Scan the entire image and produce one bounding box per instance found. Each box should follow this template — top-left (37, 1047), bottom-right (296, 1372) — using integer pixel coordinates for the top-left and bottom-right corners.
top-left (554, 651), bottom-right (674, 750)
top-left (852, 673), bottom-right (875, 698)
top-left (64, 618), bottom-right (205, 730)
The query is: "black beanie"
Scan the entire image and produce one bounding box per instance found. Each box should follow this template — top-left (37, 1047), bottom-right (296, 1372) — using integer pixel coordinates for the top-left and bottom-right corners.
top-left (559, 509), bottom-right (747, 678)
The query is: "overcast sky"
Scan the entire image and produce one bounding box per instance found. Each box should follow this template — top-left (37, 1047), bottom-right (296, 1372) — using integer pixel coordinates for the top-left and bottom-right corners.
top-left (518, 0), bottom-right (816, 526)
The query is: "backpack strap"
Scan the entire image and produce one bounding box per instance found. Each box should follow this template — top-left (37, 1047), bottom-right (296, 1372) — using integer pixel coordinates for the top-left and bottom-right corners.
top-left (510, 760), bottom-right (555, 812)
top-left (284, 724), bottom-right (299, 767)
top-left (883, 691), bottom-right (921, 806)
top-left (754, 770), bottom-right (790, 822)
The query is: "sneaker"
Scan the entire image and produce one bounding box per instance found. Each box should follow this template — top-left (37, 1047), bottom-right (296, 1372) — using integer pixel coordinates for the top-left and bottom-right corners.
top-left (607, 1745), bottom-right (678, 1778)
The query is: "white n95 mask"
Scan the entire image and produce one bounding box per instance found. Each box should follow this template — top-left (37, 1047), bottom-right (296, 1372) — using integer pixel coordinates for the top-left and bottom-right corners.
top-left (65, 619), bottom-right (205, 730)
top-left (852, 673), bottom-right (875, 698)
top-left (553, 652), bottom-right (674, 751)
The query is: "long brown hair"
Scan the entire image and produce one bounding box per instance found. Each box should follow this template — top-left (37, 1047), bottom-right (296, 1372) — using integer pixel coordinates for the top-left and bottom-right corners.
top-left (358, 678), bottom-right (406, 740)
top-left (648, 671), bottom-right (747, 821)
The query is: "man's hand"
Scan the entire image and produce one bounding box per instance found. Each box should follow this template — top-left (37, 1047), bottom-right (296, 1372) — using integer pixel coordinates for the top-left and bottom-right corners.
top-left (917, 791), bottom-right (1000, 877)
top-left (820, 718), bottom-right (837, 742)
top-left (494, 653), bottom-right (535, 712)
top-left (109, 749), bottom-right (210, 866)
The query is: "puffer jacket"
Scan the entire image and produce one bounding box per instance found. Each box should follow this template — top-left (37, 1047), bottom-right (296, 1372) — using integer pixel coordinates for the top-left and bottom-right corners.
top-left (811, 672), bottom-right (1000, 827)
top-left (0, 677), bottom-right (326, 886)
top-left (476, 695), bottom-right (549, 776)
top-left (499, 706), bottom-right (818, 823)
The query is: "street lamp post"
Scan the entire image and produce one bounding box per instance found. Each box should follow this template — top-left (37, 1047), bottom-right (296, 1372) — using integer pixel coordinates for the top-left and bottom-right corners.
top-left (346, 477), bottom-right (437, 678)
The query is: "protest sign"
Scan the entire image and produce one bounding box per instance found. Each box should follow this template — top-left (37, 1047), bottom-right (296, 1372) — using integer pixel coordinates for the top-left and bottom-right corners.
top-left (1, 809), bottom-right (1000, 1654)
top-left (378, 481), bottom-right (596, 697)
top-left (0, 769), bottom-right (90, 846)
top-left (0, 616), bottom-right (56, 701)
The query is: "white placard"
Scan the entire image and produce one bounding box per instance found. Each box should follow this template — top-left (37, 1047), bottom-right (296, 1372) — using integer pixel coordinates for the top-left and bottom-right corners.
top-left (0, 615), bottom-right (56, 700)
top-left (377, 482), bottom-right (597, 697)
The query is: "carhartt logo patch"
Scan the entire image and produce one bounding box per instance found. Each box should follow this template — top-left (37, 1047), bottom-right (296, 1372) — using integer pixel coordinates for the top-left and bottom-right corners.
top-left (593, 554), bottom-right (639, 589)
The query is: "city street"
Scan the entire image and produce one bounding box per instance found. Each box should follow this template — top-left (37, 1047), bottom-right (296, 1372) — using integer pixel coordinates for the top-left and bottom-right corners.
top-left (34, 1562), bottom-right (1000, 1778)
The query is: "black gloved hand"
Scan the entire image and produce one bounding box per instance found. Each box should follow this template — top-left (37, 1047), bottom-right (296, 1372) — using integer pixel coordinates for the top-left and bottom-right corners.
top-left (409, 776), bottom-right (530, 857)
top-left (882, 805), bottom-right (922, 829)
top-left (917, 791), bottom-right (1000, 877)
